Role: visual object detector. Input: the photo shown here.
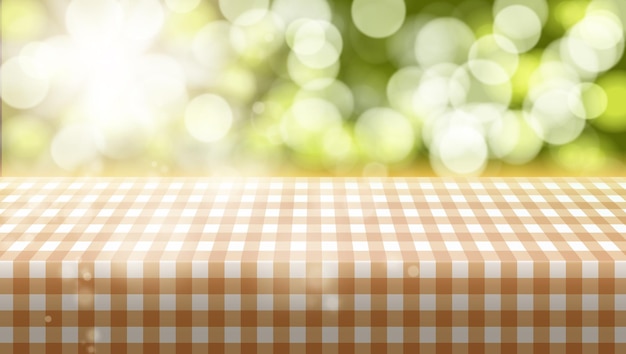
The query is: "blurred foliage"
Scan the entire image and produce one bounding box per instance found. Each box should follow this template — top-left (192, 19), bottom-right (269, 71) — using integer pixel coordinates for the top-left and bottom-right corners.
top-left (1, 0), bottom-right (625, 176)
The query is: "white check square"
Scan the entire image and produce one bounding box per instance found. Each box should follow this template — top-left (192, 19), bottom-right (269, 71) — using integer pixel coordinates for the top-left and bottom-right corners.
top-left (42, 209), bottom-right (59, 217)
top-left (259, 242), bottom-right (275, 251)
top-left (351, 224), bottom-right (366, 233)
top-left (165, 242), bottom-right (183, 252)
top-left (438, 224), bottom-right (454, 233)
top-left (599, 241), bottom-right (619, 252)
top-left (550, 327), bottom-right (566, 343)
top-left (583, 224), bottom-right (602, 233)
top-left (414, 241), bottom-right (431, 251)
top-left (383, 241), bottom-right (400, 251)
top-left (321, 242), bottom-right (337, 252)
top-left (506, 241), bottom-right (525, 251)
top-left (26, 224), bottom-right (46, 234)
top-left (567, 241), bottom-right (588, 251)
top-left (348, 209), bottom-right (363, 217)
top-left (354, 262), bottom-right (370, 278)
top-left (224, 327), bottom-right (241, 343)
top-left (432, 209), bottom-right (446, 217)
top-left (530, 195), bottom-right (545, 202)
top-left (445, 241), bottom-right (463, 251)
top-left (616, 328), bottom-right (626, 343)
top-left (160, 261), bottom-right (176, 278)
top-left (258, 327), bottom-right (273, 343)
top-left (420, 327), bottom-right (436, 343)
top-left (197, 242), bottom-right (213, 251)
top-left (224, 262), bottom-right (240, 278)
top-left (537, 241), bottom-right (557, 252)
top-left (8, 241), bottom-right (29, 252)
top-left (0, 295), bottom-right (12, 311)
top-left (262, 224), bottom-right (278, 233)
top-left (513, 209), bottom-right (530, 217)
top-left (228, 241), bottom-right (245, 251)
top-left (459, 209), bottom-right (474, 217)
top-left (525, 224), bottom-right (543, 233)
top-left (554, 224), bottom-right (573, 233)
top-left (41, 241), bottom-right (59, 251)
top-left (292, 224), bottom-right (306, 233)
top-left (497, 224), bottom-right (514, 233)
top-left (409, 224), bottom-right (425, 233)
top-left (475, 241), bottom-right (494, 251)
top-left (291, 242), bottom-right (306, 251)
top-left (404, 208), bottom-right (418, 217)
top-left (290, 327), bottom-right (306, 343)
top-left (321, 224), bottom-right (336, 233)
top-left (174, 224), bottom-right (190, 233)
top-left (355, 327), bottom-right (370, 343)
top-left (613, 224), bottom-right (626, 233)
top-left (232, 224), bottom-right (248, 233)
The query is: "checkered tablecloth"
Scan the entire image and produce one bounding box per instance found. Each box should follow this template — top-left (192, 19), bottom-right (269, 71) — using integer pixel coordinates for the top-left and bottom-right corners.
top-left (0, 178), bottom-right (625, 353)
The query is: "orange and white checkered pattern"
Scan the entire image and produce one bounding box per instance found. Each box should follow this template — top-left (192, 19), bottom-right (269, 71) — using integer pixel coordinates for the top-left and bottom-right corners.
top-left (0, 178), bottom-right (625, 353)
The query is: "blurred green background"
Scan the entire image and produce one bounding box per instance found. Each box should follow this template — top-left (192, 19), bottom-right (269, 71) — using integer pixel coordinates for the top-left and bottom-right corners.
top-left (2, 0), bottom-right (625, 177)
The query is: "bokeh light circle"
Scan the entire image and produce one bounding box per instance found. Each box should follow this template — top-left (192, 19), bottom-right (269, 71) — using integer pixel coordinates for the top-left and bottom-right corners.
top-left (192, 21), bottom-right (236, 71)
top-left (18, 42), bottom-right (57, 80)
top-left (568, 83), bottom-right (608, 120)
top-left (460, 103), bottom-right (507, 126)
top-left (412, 63), bottom-right (465, 119)
top-left (560, 36), bottom-right (602, 75)
top-left (494, 5), bottom-right (543, 53)
top-left (288, 20), bottom-right (326, 55)
top-left (387, 16), bottom-right (429, 67)
top-left (135, 54), bottom-right (188, 118)
top-left (387, 66), bottom-right (423, 116)
top-left (120, 0), bottom-right (165, 42)
top-left (415, 17), bottom-right (475, 67)
top-left (488, 110), bottom-right (543, 164)
top-left (351, 0), bottom-right (406, 38)
top-left (295, 80), bottom-right (355, 119)
top-left (354, 107), bottom-right (415, 163)
top-left (493, 0), bottom-right (549, 25)
top-left (165, 0), bottom-right (201, 14)
top-left (573, 10), bottom-right (624, 51)
top-left (219, 0), bottom-right (269, 26)
top-left (91, 104), bottom-right (156, 160)
top-left (185, 94), bottom-right (234, 142)
top-left (272, 0), bottom-right (332, 24)
top-left (287, 20), bottom-right (343, 69)
top-left (560, 10), bottom-right (625, 75)
top-left (467, 60), bottom-right (510, 85)
top-left (214, 67), bottom-right (258, 103)
top-left (527, 60), bottom-right (581, 101)
top-left (433, 124), bottom-right (488, 175)
top-left (51, 124), bottom-right (99, 171)
top-left (287, 51), bottom-right (340, 89)
top-left (1, 57), bottom-right (50, 109)
top-left (280, 98), bottom-right (343, 153)
top-left (450, 64), bottom-right (512, 108)
top-left (65, 0), bottom-right (124, 46)
top-left (230, 12), bottom-right (285, 63)
top-left (322, 125), bottom-right (356, 165)
top-left (527, 89), bottom-right (586, 145)
top-left (468, 34), bottom-right (519, 85)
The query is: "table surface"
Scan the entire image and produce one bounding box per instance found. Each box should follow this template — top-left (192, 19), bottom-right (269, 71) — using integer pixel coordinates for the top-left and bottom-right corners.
top-left (1, 178), bottom-right (625, 353)
top-left (1, 177), bottom-right (624, 264)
